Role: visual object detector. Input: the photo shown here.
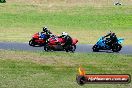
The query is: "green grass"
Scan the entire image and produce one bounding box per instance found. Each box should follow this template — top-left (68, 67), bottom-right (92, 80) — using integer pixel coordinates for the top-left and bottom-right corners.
top-left (0, 3), bottom-right (132, 44)
top-left (0, 50), bottom-right (132, 88)
top-left (0, 1), bottom-right (132, 88)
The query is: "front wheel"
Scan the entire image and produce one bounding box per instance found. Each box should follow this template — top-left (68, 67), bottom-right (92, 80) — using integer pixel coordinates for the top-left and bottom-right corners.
top-left (92, 45), bottom-right (99, 52)
top-left (112, 44), bottom-right (122, 52)
top-left (65, 45), bottom-right (76, 53)
top-left (71, 45), bottom-right (76, 52)
top-left (29, 39), bottom-right (35, 46)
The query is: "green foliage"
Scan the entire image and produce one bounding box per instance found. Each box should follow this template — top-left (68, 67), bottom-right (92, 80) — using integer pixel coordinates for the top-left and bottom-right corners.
top-left (0, 0), bottom-right (6, 3)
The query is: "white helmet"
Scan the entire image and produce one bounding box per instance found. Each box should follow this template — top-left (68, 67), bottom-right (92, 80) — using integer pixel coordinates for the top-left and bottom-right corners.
top-left (62, 32), bottom-right (68, 36)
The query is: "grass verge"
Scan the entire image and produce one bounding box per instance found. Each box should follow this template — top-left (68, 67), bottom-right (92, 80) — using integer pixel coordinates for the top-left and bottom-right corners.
top-left (0, 50), bottom-right (132, 88)
top-left (0, 3), bottom-right (132, 44)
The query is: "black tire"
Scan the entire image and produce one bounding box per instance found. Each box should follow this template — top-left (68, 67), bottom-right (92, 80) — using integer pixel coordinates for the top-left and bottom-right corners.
top-left (44, 44), bottom-right (50, 52)
top-left (0, 0), bottom-right (6, 3)
top-left (112, 44), bottom-right (122, 52)
top-left (64, 45), bottom-right (69, 52)
top-left (92, 45), bottom-right (99, 52)
top-left (65, 45), bottom-right (76, 53)
top-left (65, 48), bottom-right (69, 52)
top-left (71, 45), bottom-right (76, 53)
top-left (29, 39), bottom-right (35, 46)
top-left (76, 75), bottom-right (86, 85)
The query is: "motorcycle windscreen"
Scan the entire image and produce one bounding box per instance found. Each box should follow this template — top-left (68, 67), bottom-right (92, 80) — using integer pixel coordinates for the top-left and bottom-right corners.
top-left (72, 38), bottom-right (78, 44)
top-left (97, 40), bottom-right (106, 47)
top-left (117, 38), bottom-right (124, 44)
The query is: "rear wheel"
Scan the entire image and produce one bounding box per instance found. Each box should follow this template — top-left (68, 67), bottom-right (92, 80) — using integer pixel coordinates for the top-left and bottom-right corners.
top-left (112, 44), bottom-right (122, 52)
top-left (44, 44), bottom-right (50, 52)
top-left (65, 45), bottom-right (76, 53)
top-left (92, 45), bottom-right (99, 52)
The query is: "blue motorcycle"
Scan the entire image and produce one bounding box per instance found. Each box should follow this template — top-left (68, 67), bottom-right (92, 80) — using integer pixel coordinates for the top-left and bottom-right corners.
top-left (92, 36), bottom-right (124, 52)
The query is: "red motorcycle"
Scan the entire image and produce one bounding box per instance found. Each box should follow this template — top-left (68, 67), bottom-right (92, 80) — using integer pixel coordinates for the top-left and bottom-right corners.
top-left (44, 35), bottom-right (78, 52)
top-left (29, 32), bottom-right (48, 46)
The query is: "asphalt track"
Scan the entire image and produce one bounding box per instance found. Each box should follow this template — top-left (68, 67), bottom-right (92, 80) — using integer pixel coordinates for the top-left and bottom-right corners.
top-left (0, 42), bottom-right (132, 54)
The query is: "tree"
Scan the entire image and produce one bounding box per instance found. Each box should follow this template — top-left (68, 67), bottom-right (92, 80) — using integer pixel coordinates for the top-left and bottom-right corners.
top-left (0, 0), bottom-right (6, 3)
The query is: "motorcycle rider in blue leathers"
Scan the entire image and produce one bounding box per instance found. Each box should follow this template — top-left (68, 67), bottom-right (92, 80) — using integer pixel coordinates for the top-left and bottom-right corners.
top-left (41, 27), bottom-right (52, 42)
